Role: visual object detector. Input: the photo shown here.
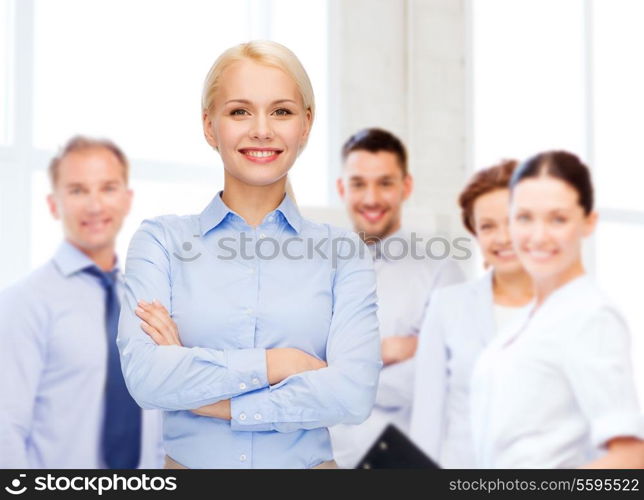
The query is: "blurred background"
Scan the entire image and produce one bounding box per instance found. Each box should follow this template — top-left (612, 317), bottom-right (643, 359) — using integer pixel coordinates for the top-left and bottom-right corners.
top-left (0, 0), bottom-right (642, 399)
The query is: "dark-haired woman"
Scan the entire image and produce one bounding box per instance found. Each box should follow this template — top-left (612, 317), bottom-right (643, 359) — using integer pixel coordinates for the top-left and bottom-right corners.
top-left (411, 160), bottom-right (533, 467)
top-left (470, 151), bottom-right (644, 468)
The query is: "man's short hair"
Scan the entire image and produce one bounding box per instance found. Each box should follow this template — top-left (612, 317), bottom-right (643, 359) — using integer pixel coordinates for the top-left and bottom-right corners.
top-left (48, 135), bottom-right (130, 187)
top-left (341, 128), bottom-right (408, 176)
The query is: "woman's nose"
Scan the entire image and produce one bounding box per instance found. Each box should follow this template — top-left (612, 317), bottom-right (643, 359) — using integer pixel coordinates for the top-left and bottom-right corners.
top-left (250, 114), bottom-right (274, 141)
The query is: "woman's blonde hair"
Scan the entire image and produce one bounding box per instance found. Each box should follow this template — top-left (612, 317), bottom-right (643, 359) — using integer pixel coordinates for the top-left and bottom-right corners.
top-left (201, 40), bottom-right (315, 126)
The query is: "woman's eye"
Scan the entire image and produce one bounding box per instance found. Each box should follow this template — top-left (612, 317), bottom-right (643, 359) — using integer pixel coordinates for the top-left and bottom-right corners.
top-left (553, 216), bottom-right (567, 224)
top-left (230, 109), bottom-right (249, 116)
top-left (517, 214), bottom-right (530, 222)
top-left (273, 108), bottom-right (292, 116)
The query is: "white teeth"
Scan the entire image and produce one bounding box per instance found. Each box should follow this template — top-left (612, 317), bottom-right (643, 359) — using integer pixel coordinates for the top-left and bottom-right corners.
top-left (245, 150), bottom-right (276, 158)
top-left (362, 210), bottom-right (384, 221)
top-left (496, 250), bottom-right (515, 258)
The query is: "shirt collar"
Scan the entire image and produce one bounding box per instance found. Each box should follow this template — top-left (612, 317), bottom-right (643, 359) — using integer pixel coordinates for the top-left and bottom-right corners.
top-left (274, 192), bottom-right (302, 234)
top-left (53, 240), bottom-right (119, 277)
top-left (199, 191), bottom-right (303, 236)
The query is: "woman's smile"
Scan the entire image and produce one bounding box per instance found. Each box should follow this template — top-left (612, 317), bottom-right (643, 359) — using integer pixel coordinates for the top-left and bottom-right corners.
top-left (239, 147), bottom-right (283, 164)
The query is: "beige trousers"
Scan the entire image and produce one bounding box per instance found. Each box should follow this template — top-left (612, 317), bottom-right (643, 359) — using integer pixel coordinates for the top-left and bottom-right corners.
top-left (164, 455), bottom-right (338, 469)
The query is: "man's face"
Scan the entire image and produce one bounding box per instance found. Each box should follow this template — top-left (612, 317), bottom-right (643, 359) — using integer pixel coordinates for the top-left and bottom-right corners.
top-left (47, 147), bottom-right (132, 256)
top-left (337, 150), bottom-right (412, 241)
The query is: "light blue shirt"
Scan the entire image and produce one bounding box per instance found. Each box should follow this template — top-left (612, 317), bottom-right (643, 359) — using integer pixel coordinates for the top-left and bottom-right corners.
top-left (0, 241), bottom-right (164, 468)
top-left (117, 192), bottom-right (381, 469)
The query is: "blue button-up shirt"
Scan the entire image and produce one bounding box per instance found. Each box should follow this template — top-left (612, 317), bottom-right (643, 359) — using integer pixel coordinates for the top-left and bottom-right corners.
top-left (117, 192), bottom-right (381, 468)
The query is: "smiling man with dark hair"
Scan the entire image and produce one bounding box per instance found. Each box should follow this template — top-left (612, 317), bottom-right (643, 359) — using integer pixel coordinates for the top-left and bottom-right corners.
top-left (332, 128), bottom-right (465, 468)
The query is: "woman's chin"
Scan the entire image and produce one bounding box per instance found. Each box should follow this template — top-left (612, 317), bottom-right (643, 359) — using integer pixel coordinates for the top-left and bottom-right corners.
top-left (225, 168), bottom-right (290, 188)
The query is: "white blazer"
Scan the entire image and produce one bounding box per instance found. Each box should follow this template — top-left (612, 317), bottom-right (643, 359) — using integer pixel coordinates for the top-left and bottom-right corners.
top-left (410, 271), bottom-right (496, 468)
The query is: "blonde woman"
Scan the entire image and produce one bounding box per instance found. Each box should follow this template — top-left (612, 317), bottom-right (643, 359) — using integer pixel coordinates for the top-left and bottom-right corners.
top-left (117, 41), bottom-right (381, 469)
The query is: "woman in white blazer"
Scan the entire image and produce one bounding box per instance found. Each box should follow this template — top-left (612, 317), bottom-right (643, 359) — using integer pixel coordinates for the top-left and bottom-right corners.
top-left (410, 160), bottom-right (533, 467)
top-left (470, 150), bottom-right (644, 468)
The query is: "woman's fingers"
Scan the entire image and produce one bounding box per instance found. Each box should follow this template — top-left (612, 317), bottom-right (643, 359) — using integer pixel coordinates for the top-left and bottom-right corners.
top-left (139, 321), bottom-right (168, 346)
top-left (137, 300), bottom-right (182, 346)
top-left (138, 301), bottom-right (174, 332)
top-left (149, 300), bottom-right (181, 339)
top-left (135, 305), bottom-right (168, 335)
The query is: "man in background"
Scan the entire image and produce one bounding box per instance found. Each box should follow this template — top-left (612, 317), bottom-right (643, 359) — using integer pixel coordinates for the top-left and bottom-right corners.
top-left (332, 128), bottom-right (464, 467)
top-left (0, 136), bottom-right (163, 468)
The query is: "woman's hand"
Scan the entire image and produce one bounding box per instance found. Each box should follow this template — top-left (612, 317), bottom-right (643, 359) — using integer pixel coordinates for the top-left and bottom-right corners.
top-left (266, 348), bottom-right (327, 385)
top-left (135, 299), bottom-right (182, 347)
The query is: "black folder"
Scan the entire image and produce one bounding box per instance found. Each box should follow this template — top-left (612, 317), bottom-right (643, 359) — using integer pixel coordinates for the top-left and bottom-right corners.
top-left (354, 424), bottom-right (441, 469)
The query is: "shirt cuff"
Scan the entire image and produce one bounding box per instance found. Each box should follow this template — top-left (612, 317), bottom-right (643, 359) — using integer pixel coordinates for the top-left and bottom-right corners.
top-left (591, 412), bottom-right (644, 448)
top-left (230, 387), bottom-right (275, 432)
top-left (224, 348), bottom-right (269, 391)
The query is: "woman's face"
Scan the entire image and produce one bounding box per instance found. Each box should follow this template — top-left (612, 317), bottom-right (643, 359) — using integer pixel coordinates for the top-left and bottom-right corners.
top-left (509, 175), bottom-right (596, 282)
top-left (203, 60), bottom-right (312, 188)
top-left (473, 188), bottom-right (523, 274)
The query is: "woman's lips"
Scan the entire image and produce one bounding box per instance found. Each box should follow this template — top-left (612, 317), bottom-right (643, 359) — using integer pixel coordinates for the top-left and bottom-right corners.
top-left (239, 148), bottom-right (283, 164)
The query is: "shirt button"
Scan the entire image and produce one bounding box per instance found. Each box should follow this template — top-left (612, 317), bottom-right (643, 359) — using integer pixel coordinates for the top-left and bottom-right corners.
top-left (245, 308), bottom-right (253, 315)
top-left (239, 413), bottom-right (247, 421)
top-left (254, 413), bottom-right (262, 420)
top-left (239, 454), bottom-right (247, 462)
top-left (259, 233), bottom-right (266, 239)
top-left (239, 383), bottom-right (247, 390)
top-left (267, 215), bottom-right (274, 222)
top-left (252, 377), bottom-right (260, 385)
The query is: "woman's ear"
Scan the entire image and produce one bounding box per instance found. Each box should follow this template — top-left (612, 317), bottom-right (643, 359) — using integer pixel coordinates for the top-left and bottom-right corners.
top-left (299, 108), bottom-right (313, 148)
top-left (583, 210), bottom-right (598, 237)
top-left (202, 111), bottom-right (218, 150)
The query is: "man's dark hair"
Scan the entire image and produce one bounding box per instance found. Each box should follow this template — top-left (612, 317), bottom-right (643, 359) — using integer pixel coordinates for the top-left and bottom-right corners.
top-left (341, 128), bottom-right (408, 176)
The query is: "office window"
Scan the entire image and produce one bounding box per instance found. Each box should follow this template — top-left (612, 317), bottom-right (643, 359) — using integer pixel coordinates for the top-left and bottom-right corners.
top-left (33, 0), bottom-right (249, 166)
top-left (472, 0), bottom-right (586, 168)
top-left (0, 0), bottom-right (12, 145)
top-left (592, 0), bottom-right (644, 211)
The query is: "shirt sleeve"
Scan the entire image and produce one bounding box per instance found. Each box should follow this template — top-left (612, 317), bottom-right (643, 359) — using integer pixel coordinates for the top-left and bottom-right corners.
top-left (0, 285), bottom-right (48, 468)
top-left (563, 307), bottom-right (644, 449)
top-left (228, 232), bottom-right (382, 433)
top-left (409, 290), bottom-right (448, 461)
top-left (118, 219), bottom-right (269, 411)
top-left (375, 359), bottom-right (415, 409)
